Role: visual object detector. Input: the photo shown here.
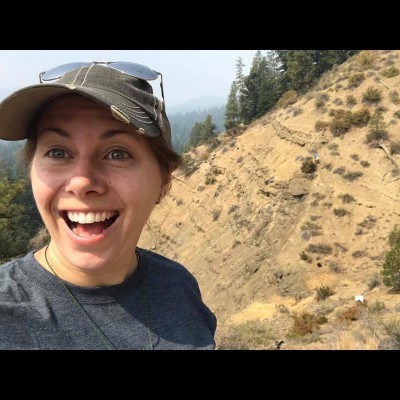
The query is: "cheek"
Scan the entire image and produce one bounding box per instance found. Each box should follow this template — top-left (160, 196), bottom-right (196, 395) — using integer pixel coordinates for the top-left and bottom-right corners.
top-left (30, 164), bottom-right (59, 210)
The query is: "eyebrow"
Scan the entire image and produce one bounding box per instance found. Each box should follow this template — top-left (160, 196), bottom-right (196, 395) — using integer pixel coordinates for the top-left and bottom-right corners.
top-left (39, 128), bottom-right (139, 141)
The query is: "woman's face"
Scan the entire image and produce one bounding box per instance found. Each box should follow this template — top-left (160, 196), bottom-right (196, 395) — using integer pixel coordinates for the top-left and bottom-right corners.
top-left (31, 95), bottom-right (164, 272)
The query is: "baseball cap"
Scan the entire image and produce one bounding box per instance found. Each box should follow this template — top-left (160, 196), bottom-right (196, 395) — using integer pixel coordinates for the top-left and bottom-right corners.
top-left (0, 62), bottom-right (171, 146)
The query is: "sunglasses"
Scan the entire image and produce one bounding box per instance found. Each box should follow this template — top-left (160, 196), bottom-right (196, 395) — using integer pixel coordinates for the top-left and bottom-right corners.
top-left (39, 61), bottom-right (165, 102)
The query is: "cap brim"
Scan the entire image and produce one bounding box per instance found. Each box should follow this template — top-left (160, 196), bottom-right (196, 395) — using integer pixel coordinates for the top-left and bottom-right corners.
top-left (0, 83), bottom-right (164, 141)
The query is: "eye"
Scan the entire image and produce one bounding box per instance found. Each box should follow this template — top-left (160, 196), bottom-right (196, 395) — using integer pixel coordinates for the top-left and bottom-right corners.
top-left (46, 148), bottom-right (70, 158)
top-left (107, 149), bottom-right (132, 160)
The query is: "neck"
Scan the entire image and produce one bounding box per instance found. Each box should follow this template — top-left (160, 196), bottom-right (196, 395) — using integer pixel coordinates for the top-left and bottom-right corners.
top-left (35, 244), bottom-right (139, 287)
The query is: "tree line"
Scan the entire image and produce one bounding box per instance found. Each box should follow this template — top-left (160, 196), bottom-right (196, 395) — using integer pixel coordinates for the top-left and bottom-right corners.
top-left (0, 142), bottom-right (43, 263)
top-left (184, 50), bottom-right (358, 151)
top-left (224, 50), bottom-right (359, 130)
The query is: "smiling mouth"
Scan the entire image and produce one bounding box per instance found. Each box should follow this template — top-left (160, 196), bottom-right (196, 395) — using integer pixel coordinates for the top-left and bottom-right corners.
top-left (63, 211), bottom-right (119, 237)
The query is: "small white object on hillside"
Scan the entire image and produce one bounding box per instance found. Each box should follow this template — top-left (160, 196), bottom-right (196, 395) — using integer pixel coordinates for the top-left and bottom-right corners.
top-left (354, 295), bottom-right (364, 303)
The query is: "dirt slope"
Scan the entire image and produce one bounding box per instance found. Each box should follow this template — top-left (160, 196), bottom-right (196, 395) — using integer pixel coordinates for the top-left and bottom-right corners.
top-left (139, 50), bottom-right (400, 349)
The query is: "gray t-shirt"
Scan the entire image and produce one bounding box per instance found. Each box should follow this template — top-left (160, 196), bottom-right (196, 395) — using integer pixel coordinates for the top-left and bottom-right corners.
top-left (0, 248), bottom-right (216, 350)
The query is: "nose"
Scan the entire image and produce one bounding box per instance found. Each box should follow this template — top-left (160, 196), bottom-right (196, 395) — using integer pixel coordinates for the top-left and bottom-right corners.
top-left (65, 160), bottom-right (106, 197)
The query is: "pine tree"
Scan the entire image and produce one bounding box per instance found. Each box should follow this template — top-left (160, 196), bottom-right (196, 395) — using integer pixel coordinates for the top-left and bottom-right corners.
top-left (188, 122), bottom-right (203, 148)
top-left (200, 114), bottom-right (217, 144)
top-left (224, 82), bottom-right (240, 130)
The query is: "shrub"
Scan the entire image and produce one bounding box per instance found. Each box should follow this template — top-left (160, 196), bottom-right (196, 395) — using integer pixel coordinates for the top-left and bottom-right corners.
top-left (212, 210), bottom-right (221, 221)
top-left (362, 87), bottom-right (382, 104)
top-left (300, 251), bottom-right (312, 262)
top-left (394, 110), bottom-right (400, 119)
top-left (351, 108), bottom-right (371, 126)
top-left (350, 154), bottom-right (359, 161)
top-left (333, 208), bottom-right (351, 217)
top-left (290, 312), bottom-right (327, 337)
top-left (381, 245), bottom-right (400, 292)
top-left (388, 225), bottom-right (400, 247)
top-left (316, 285), bottom-right (335, 301)
top-left (306, 243), bottom-right (333, 255)
top-left (315, 120), bottom-right (330, 132)
top-left (330, 110), bottom-right (353, 136)
top-left (360, 160), bottom-right (370, 167)
top-left (389, 91), bottom-right (400, 105)
top-left (344, 171), bottom-right (363, 181)
top-left (315, 98), bottom-right (326, 110)
top-left (346, 95), bottom-right (357, 106)
top-left (278, 90), bottom-right (298, 109)
top-left (383, 318), bottom-right (400, 349)
top-left (327, 143), bottom-right (339, 151)
top-left (301, 157), bottom-right (317, 174)
top-left (381, 66), bottom-right (400, 78)
top-left (358, 51), bottom-right (375, 70)
top-left (339, 194), bottom-right (356, 203)
top-left (348, 73), bottom-right (365, 89)
top-left (337, 305), bottom-right (363, 322)
top-left (333, 167), bottom-right (346, 176)
top-left (367, 301), bottom-right (385, 313)
top-left (180, 154), bottom-right (200, 177)
top-left (366, 130), bottom-right (389, 143)
top-left (367, 273), bottom-right (381, 290)
top-left (391, 141), bottom-right (400, 155)
top-left (352, 250), bottom-right (368, 258)
top-left (217, 320), bottom-right (274, 350)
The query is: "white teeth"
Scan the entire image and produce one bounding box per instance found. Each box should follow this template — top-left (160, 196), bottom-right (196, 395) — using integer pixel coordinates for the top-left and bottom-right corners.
top-left (67, 211), bottom-right (116, 224)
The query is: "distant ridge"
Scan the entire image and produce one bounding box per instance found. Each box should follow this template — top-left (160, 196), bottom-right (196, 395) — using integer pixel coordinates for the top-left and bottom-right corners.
top-left (168, 95), bottom-right (227, 115)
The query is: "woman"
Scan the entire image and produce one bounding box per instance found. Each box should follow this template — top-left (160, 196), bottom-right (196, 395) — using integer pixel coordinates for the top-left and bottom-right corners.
top-left (0, 62), bottom-right (217, 349)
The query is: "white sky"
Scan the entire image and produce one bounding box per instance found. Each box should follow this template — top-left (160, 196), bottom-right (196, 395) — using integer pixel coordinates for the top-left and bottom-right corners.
top-left (0, 50), bottom-right (258, 107)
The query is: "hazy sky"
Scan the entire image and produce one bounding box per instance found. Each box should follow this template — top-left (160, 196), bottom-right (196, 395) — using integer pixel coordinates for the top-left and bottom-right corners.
top-left (0, 50), bottom-right (258, 107)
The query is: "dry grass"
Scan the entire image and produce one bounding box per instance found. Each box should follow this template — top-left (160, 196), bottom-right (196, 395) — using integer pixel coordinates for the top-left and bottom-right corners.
top-left (330, 331), bottom-right (380, 350)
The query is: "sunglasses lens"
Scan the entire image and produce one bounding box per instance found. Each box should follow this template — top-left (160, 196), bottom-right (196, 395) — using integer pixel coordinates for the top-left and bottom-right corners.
top-left (41, 62), bottom-right (90, 81)
top-left (109, 62), bottom-right (159, 80)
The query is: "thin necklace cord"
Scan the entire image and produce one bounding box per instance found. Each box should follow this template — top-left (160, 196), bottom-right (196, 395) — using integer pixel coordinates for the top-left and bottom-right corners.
top-left (45, 245), bottom-right (115, 350)
top-left (44, 245), bottom-right (154, 350)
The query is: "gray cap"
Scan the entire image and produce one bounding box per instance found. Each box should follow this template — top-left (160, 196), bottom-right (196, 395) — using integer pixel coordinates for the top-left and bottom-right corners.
top-left (0, 63), bottom-right (171, 145)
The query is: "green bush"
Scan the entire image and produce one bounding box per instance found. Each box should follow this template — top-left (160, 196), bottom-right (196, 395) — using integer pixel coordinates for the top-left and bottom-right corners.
top-left (344, 171), bottom-right (363, 181)
top-left (366, 130), bottom-right (389, 143)
top-left (348, 73), bottom-right (365, 89)
top-left (367, 111), bottom-right (388, 142)
top-left (362, 87), bottom-right (382, 104)
top-left (333, 208), bottom-right (351, 217)
top-left (330, 110), bottom-right (353, 136)
top-left (360, 160), bottom-right (370, 167)
top-left (381, 66), bottom-right (400, 78)
top-left (390, 91), bottom-right (400, 105)
top-left (180, 154), bottom-right (200, 177)
top-left (388, 225), bottom-right (400, 247)
top-left (383, 318), bottom-right (400, 349)
top-left (278, 90), bottom-right (298, 109)
top-left (351, 108), bottom-right (371, 126)
top-left (339, 194), bottom-right (356, 203)
top-left (382, 245), bottom-right (400, 292)
top-left (346, 95), bottom-right (357, 106)
top-left (390, 141), bottom-right (400, 155)
top-left (316, 285), bottom-right (335, 301)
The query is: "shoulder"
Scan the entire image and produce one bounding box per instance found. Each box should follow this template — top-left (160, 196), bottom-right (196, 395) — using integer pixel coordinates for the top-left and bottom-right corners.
top-left (137, 248), bottom-right (199, 288)
top-left (0, 252), bottom-right (35, 301)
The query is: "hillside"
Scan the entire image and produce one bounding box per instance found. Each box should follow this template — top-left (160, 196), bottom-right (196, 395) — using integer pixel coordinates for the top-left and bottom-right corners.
top-left (138, 50), bottom-right (400, 350)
